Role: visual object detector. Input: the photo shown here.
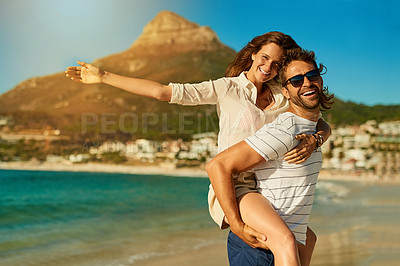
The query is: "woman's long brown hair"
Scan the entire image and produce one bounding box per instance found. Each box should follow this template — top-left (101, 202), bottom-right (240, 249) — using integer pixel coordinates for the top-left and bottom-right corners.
top-left (225, 31), bottom-right (300, 79)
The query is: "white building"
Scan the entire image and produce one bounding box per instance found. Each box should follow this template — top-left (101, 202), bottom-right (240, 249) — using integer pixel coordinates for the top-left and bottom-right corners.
top-left (379, 121), bottom-right (400, 135)
top-left (90, 141), bottom-right (126, 154)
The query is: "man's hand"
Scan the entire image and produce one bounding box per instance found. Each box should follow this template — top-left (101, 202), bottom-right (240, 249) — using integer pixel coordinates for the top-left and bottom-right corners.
top-left (65, 61), bottom-right (105, 84)
top-left (231, 221), bottom-right (269, 250)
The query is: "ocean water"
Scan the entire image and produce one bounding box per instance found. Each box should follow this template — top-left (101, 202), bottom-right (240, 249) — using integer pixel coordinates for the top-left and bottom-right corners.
top-left (0, 169), bottom-right (221, 266)
top-left (1, 169), bottom-right (399, 265)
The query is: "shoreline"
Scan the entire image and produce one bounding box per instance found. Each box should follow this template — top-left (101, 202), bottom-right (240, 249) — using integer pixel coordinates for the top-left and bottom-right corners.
top-left (1, 161), bottom-right (399, 184)
top-left (0, 161), bottom-right (209, 178)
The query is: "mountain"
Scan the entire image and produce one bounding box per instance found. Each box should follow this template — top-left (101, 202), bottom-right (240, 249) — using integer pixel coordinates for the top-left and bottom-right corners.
top-left (0, 11), bottom-right (236, 140)
top-left (0, 11), bottom-right (398, 141)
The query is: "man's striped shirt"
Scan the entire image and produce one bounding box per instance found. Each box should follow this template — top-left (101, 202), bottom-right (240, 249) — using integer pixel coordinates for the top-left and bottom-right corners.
top-left (244, 112), bottom-right (322, 244)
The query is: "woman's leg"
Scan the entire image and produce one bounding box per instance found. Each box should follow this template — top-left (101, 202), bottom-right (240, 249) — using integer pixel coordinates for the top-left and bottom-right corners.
top-left (297, 227), bottom-right (317, 266)
top-left (238, 192), bottom-right (300, 266)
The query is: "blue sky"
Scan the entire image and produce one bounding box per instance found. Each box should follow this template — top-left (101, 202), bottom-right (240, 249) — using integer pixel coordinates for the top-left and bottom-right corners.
top-left (0, 0), bottom-right (399, 105)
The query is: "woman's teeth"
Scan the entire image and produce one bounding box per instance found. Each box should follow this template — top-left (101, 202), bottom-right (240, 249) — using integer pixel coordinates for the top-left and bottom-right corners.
top-left (259, 68), bottom-right (270, 75)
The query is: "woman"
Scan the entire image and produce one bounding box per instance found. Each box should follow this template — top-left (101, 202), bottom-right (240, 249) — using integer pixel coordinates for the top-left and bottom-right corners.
top-left (65, 31), bottom-right (330, 265)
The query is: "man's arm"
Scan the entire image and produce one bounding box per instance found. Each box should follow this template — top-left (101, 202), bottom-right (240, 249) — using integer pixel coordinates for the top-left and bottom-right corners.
top-left (205, 141), bottom-right (268, 248)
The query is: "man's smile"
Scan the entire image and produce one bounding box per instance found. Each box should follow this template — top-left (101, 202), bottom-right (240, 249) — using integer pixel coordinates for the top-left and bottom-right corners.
top-left (300, 89), bottom-right (317, 97)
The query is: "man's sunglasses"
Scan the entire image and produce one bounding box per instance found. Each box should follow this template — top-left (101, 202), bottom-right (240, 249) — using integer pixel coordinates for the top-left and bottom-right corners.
top-left (284, 69), bottom-right (321, 87)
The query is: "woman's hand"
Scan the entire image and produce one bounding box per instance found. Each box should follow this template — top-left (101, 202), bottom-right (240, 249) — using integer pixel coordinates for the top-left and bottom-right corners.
top-left (284, 133), bottom-right (317, 164)
top-left (65, 61), bottom-right (105, 84)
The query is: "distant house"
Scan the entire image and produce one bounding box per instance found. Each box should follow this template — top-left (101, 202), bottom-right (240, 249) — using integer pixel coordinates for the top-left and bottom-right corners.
top-left (379, 121), bottom-right (400, 135)
top-left (46, 155), bottom-right (71, 164)
top-left (125, 139), bottom-right (161, 162)
top-left (0, 116), bottom-right (11, 126)
top-left (69, 154), bottom-right (90, 163)
top-left (342, 158), bottom-right (357, 171)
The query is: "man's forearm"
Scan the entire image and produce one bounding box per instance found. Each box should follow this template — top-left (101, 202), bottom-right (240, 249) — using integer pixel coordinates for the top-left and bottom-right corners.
top-left (101, 71), bottom-right (172, 101)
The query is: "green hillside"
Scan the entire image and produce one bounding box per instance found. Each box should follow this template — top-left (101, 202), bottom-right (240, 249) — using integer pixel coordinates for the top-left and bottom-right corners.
top-left (323, 98), bottom-right (400, 125)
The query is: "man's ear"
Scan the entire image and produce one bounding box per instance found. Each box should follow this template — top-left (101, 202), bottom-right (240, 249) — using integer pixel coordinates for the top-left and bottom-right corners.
top-left (282, 87), bottom-right (290, 99)
top-left (251, 53), bottom-right (255, 61)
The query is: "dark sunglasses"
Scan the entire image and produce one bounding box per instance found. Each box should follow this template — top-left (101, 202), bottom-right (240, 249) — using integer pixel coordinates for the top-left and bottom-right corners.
top-left (284, 69), bottom-right (320, 87)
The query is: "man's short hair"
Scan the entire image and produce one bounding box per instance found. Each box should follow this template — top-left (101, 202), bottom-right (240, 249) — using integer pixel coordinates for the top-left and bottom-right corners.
top-left (280, 48), bottom-right (334, 110)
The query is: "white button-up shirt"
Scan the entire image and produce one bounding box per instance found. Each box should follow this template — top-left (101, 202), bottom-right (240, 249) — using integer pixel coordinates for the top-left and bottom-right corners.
top-left (169, 72), bottom-right (290, 152)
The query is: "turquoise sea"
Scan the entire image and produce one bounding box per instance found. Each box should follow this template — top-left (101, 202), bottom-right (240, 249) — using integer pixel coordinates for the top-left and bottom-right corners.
top-left (0, 169), bottom-right (221, 265)
top-left (0, 169), bottom-right (399, 265)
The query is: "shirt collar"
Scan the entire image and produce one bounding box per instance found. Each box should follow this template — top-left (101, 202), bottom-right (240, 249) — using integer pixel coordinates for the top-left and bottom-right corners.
top-left (238, 71), bottom-right (257, 90)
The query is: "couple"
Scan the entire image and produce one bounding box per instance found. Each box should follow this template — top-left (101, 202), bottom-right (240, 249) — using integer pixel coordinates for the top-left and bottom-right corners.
top-left (66, 31), bottom-right (333, 265)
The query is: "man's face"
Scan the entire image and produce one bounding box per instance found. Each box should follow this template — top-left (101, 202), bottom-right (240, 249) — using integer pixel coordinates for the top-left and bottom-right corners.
top-left (283, 60), bottom-right (322, 110)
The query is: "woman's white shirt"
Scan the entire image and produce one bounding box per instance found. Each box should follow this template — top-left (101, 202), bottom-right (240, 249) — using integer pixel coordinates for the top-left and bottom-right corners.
top-left (169, 72), bottom-right (290, 152)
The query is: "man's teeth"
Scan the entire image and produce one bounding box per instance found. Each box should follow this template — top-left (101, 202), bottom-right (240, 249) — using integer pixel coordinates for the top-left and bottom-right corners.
top-left (302, 91), bottom-right (315, 96)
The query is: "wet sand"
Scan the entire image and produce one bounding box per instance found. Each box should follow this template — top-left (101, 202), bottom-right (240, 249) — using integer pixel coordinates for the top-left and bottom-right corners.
top-left (139, 243), bottom-right (228, 266)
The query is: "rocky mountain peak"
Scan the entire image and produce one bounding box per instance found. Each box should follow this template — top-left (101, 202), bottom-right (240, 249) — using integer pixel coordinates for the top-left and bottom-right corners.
top-left (0, 10), bottom-right (237, 133)
top-left (130, 10), bottom-right (222, 52)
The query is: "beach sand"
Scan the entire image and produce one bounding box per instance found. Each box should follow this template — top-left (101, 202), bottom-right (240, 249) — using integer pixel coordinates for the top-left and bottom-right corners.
top-left (138, 243), bottom-right (228, 266)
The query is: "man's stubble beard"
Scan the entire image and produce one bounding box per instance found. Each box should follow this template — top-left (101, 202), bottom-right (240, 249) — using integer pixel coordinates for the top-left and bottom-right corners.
top-left (289, 84), bottom-right (321, 110)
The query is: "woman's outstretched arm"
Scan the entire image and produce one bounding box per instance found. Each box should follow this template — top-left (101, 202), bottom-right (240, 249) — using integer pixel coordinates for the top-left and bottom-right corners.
top-left (65, 61), bottom-right (172, 102)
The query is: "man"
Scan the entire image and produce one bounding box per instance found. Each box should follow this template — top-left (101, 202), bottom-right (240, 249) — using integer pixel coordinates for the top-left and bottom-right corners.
top-left (206, 48), bottom-right (334, 265)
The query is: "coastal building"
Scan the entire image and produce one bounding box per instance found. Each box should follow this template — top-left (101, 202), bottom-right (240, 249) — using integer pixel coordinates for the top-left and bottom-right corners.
top-left (125, 139), bottom-right (161, 162)
top-left (190, 132), bottom-right (218, 158)
top-left (69, 154), bottom-right (90, 163)
top-left (379, 120), bottom-right (400, 135)
top-left (0, 116), bottom-right (12, 126)
top-left (90, 141), bottom-right (126, 154)
top-left (0, 129), bottom-right (67, 142)
top-left (323, 120), bottom-right (400, 179)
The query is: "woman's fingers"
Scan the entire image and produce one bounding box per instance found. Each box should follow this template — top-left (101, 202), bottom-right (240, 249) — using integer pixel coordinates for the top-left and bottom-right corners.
top-left (65, 63), bottom-right (87, 83)
top-left (285, 147), bottom-right (306, 159)
top-left (66, 66), bottom-right (81, 70)
top-left (65, 67), bottom-right (82, 80)
top-left (69, 76), bottom-right (82, 83)
top-left (284, 134), bottom-right (315, 164)
top-left (77, 60), bottom-right (88, 67)
top-left (65, 70), bottom-right (81, 75)
top-left (295, 133), bottom-right (307, 140)
top-left (65, 61), bottom-right (102, 84)
top-left (285, 147), bottom-right (312, 162)
top-left (286, 156), bottom-right (306, 164)
top-left (284, 152), bottom-right (307, 164)
top-left (66, 74), bottom-right (81, 79)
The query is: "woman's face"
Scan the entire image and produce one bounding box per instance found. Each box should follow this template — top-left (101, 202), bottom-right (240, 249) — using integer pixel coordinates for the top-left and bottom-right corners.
top-left (248, 43), bottom-right (284, 86)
